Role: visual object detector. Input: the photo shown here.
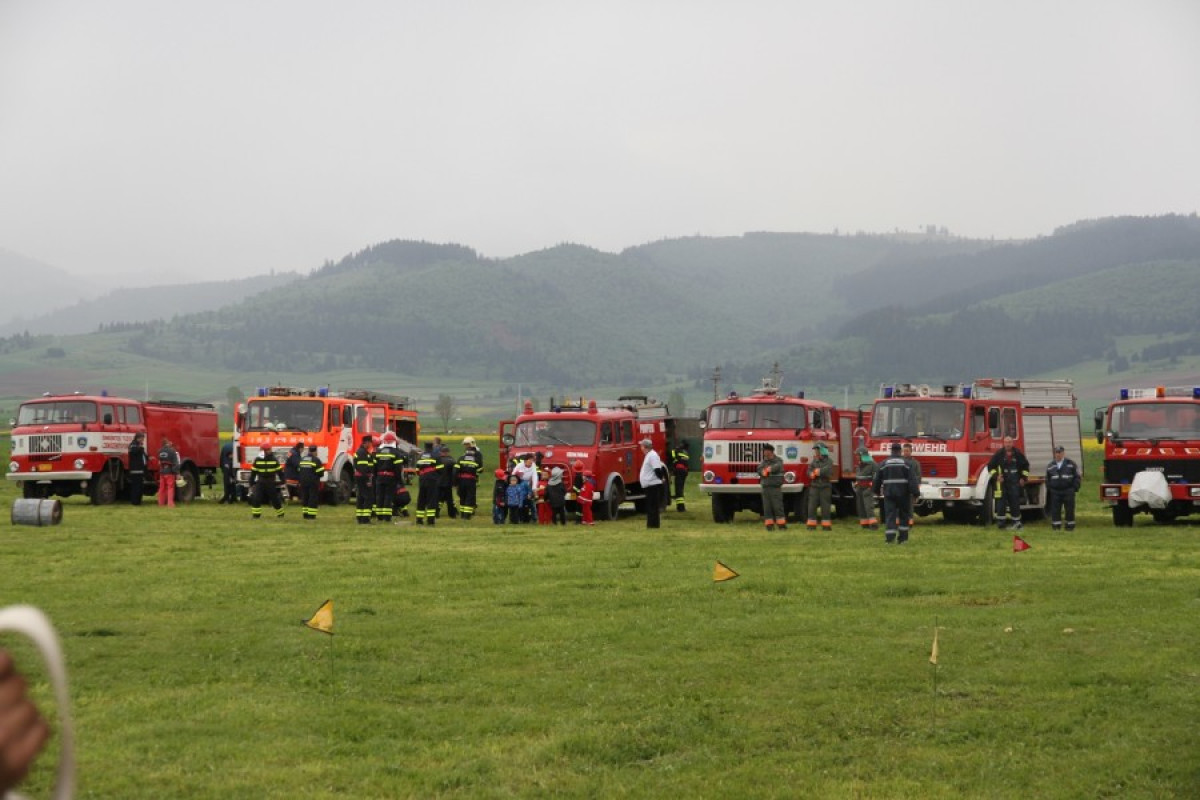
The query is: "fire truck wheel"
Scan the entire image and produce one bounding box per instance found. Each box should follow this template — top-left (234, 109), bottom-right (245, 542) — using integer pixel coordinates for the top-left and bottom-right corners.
top-left (1150, 508), bottom-right (1177, 524)
top-left (328, 466), bottom-right (353, 506)
top-left (175, 469), bottom-right (198, 503)
top-left (978, 479), bottom-right (997, 526)
top-left (22, 482), bottom-right (45, 500)
top-left (89, 471), bottom-right (119, 505)
top-left (711, 494), bottom-right (734, 523)
top-left (1112, 503), bottom-right (1134, 527)
top-left (596, 479), bottom-right (624, 521)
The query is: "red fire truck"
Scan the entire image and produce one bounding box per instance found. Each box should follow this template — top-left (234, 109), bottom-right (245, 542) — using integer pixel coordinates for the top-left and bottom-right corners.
top-left (698, 378), bottom-right (869, 522)
top-left (498, 396), bottom-right (677, 520)
top-left (235, 386), bottom-right (419, 504)
top-left (1094, 385), bottom-right (1200, 526)
top-left (7, 393), bottom-right (219, 504)
top-left (867, 378), bottom-right (1082, 523)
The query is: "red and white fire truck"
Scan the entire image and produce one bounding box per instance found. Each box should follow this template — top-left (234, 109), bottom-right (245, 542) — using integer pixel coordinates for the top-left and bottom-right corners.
top-left (235, 386), bottom-right (419, 504)
top-left (867, 378), bottom-right (1082, 523)
top-left (1093, 385), bottom-right (1200, 526)
top-left (698, 378), bottom-right (869, 522)
top-left (498, 396), bottom-right (678, 520)
top-left (7, 393), bottom-right (220, 504)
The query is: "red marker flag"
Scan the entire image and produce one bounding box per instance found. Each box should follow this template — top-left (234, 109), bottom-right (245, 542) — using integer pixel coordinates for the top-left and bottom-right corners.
top-left (1013, 535), bottom-right (1031, 552)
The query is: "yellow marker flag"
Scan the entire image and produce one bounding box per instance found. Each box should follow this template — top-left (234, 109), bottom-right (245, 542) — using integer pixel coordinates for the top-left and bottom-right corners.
top-left (304, 599), bottom-right (334, 635)
top-left (713, 561), bottom-right (740, 583)
top-left (929, 627), bottom-right (939, 665)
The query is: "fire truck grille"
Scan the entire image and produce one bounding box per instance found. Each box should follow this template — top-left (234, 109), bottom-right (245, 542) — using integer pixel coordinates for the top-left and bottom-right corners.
top-left (729, 442), bottom-right (766, 465)
top-left (28, 434), bottom-right (63, 455)
top-left (1105, 459), bottom-right (1200, 485)
top-left (914, 455), bottom-right (957, 480)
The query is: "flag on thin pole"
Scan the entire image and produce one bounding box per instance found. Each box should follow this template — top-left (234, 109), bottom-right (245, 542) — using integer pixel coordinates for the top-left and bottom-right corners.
top-left (929, 626), bottom-right (939, 665)
top-left (304, 599), bottom-right (334, 635)
top-left (713, 561), bottom-right (740, 582)
top-left (1013, 535), bottom-right (1031, 552)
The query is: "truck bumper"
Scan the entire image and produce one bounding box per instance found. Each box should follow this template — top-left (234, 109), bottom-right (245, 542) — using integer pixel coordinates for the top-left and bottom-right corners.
top-left (699, 483), bottom-right (804, 494)
top-left (7, 471), bottom-right (92, 482)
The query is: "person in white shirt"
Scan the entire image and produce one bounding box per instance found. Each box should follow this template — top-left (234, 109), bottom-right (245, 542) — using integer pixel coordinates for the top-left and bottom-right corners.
top-left (511, 454), bottom-right (540, 523)
top-left (639, 438), bottom-right (665, 529)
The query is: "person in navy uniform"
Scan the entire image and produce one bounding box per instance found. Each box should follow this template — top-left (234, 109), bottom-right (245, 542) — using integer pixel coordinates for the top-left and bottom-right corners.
top-left (873, 442), bottom-right (918, 544)
top-left (1045, 444), bottom-right (1081, 531)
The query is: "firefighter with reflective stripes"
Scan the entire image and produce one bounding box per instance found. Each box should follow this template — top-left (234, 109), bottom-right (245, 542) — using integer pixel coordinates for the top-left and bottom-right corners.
top-left (670, 442), bottom-right (690, 511)
top-left (1045, 444), bottom-right (1081, 531)
top-left (854, 447), bottom-right (879, 530)
top-left (373, 432), bottom-right (402, 523)
top-left (873, 442), bottom-right (918, 543)
top-left (455, 437), bottom-right (482, 520)
top-left (297, 444), bottom-right (325, 520)
top-left (758, 443), bottom-right (786, 530)
top-left (250, 445), bottom-right (284, 520)
top-left (987, 435), bottom-right (1030, 530)
top-left (353, 435), bottom-right (375, 525)
top-left (415, 443), bottom-right (443, 525)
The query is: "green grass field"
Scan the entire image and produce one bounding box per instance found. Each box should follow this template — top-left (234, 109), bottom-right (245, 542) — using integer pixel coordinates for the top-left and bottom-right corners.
top-left (2, 445), bottom-right (1198, 798)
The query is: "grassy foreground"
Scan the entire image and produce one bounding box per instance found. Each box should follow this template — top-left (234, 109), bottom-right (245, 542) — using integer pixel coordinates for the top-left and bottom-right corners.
top-left (1, 467), bottom-right (1198, 798)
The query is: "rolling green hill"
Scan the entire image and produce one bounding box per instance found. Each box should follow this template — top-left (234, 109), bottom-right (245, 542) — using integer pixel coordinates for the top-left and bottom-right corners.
top-left (2, 214), bottom-right (1199, 418)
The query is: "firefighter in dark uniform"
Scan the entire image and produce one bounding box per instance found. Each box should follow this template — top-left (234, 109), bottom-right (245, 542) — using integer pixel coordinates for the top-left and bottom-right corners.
top-left (297, 444), bottom-right (325, 520)
top-left (455, 437), bottom-right (482, 520)
top-left (1045, 445), bottom-right (1081, 531)
top-left (373, 432), bottom-right (402, 524)
top-left (873, 442), bottom-right (918, 544)
top-left (250, 445), bottom-right (285, 520)
top-left (415, 443), bottom-right (443, 525)
top-left (283, 442), bottom-right (304, 504)
top-left (987, 435), bottom-right (1030, 530)
top-left (670, 441), bottom-right (691, 512)
top-left (436, 445), bottom-right (458, 519)
top-left (353, 435), bottom-right (375, 525)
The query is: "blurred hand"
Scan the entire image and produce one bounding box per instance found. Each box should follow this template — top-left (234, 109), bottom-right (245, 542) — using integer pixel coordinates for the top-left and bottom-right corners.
top-left (0, 648), bottom-right (50, 793)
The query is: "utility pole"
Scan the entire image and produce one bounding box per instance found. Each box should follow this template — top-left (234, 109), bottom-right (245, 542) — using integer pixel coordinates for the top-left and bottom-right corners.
top-left (711, 366), bottom-right (722, 401)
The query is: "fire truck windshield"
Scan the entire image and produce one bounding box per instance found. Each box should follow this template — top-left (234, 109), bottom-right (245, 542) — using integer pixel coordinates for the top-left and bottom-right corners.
top-left (513, 419), bottom-right (596, 447)
top-left (17, 401), bottom-right (97, 425)
top-left (870, 401), bottom-right (965, 440)
top-left (1109, 402), bottom-right (1200, 440)
top-left (707, 403), bottom-right (806, 430)
top-left (246, 399), bottom-right (324, 432)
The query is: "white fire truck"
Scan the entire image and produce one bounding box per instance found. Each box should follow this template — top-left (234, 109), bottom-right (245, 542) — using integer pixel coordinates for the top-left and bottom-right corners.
top-left (867, 378), bottom-right (1082, 523)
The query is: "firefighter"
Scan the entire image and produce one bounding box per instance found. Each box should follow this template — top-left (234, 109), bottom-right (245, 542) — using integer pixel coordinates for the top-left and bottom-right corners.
top-left (250, 444), bottom-right (284, 520)
top-left (873, 442), bottom-right (918, 544)
top-left (1045, 445), bottom-right (1081, 531)
top-left (455, 437), bottom-right (482, 519)
top-left (758, 442), bottom-right (786, 531)
top-left (806, 442), bottom-right (835, 530)
top-left (352, 434), bottom-right (375, 525)
top-left (297, 444), bottom-right (325, 520)
top-left (415, 442), bottom-right (443, 525)
top-left (128, 432), bottom-right (148, 506)
top-left (437, 445), bottom-right (458, 519)
top-left (670, 441), bottom-right (691, 512)
top-left (854, 447), bottom-right (879, 530)
top-left (374, 432), bottom-right (402, 523)
top-left (283, 442), bottom-right (304, 504)
top-left (902, 442), bottom-right (921, 528)
top-left (987, 435), bottom-right (1030, 530)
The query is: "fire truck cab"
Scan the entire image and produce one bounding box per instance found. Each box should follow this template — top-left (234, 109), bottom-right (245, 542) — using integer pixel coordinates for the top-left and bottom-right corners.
top-left (236, 386), bottom-right (419, 504)
top-left (698, 379), bottom-right (868, 523)
top-left (1094, 385), bottom-right (1200, 526)
top-left (498, 396), bottom-right (676, 521)
top-left (8, 393), bottom-right (219, 504)
top-left (868, 379), bottom-right (1082, 524)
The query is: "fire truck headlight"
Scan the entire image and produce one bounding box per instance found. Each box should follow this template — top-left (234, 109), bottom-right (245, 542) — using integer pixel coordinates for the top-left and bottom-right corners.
top-left (1190, 487), bottom-right (1200, 498)
top-left (7, 462), bottom-right (16, 474)
top-left (1103, 487), bottom-right (1122, 498)
top-left (783, 471), bottom-right (796, 483)
top-left (74, 458), bottom-right (86, 470)
top-left (702, 470), bottom-right (715, 482)
top-left (941, 488), bottom-right (960, 499)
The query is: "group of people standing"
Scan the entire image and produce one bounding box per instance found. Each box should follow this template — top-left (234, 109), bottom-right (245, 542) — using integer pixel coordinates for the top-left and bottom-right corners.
top-left (125, 433), bottom-right (180, 507)
top-left (412, 437), bottom-right (483, 525)
top-left (760, 435), bottom-right (1082, 542)
top-left (493, 452), bottom-right (597, 526)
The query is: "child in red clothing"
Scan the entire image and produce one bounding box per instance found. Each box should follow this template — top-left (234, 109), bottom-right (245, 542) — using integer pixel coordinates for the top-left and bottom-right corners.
top-left (576, 472), bottom-right (595, 525)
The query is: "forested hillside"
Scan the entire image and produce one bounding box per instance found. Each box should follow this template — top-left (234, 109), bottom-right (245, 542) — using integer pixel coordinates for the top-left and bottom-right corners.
top-left (114, 214), bottom-right (1200, 388)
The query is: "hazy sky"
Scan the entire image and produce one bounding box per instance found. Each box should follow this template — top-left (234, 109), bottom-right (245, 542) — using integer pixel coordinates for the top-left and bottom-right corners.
top-left (2, 0), bottom-right (1198, 284)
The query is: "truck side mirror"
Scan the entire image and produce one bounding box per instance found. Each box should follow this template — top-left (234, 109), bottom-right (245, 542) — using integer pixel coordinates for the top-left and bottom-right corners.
top-left (501, 433), bottom-right (515, 446)
top-left (1093, 407), bottom-right (1107, 444)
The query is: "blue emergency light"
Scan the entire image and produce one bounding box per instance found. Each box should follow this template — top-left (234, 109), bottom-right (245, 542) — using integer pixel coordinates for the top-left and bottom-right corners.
top-left (961, 387), bottom-right (971, 399)
top-left (318, 387), bottom-right (329, 397)
top-left (883, 386), bottom-right (894, 399)
top-left (1119, 388), bottom-right (1129, 400)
